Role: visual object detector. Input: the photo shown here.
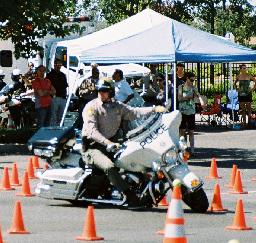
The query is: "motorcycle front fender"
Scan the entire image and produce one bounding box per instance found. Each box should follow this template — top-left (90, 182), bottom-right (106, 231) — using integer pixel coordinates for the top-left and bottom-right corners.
top-left (166, 163), bottom-right (203, 192)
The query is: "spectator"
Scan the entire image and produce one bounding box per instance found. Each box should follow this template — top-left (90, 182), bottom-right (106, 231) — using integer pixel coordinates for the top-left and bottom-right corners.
top-left (235, 64), bottom-right (255, 128)
top-left (46, 59), bottom-right (68, 126)
top-left (0, 69), bottom-right (7, 91)
top-left (23, 62), bottom-right (35, 90)
top-left (178, 72), bottom-right (204, 156)
top-left (171, 62), bottom-right (185, 111)
top-left (32, 65), bottom-right (56, 128)
top-left (155, 73), bottom-right (172, 106)
top-left (75, 63), bottom-right (99, 129)
top-left (10, 68), bottom-right (26, 95)
top-left (112, 69), bottom-right (134, 103)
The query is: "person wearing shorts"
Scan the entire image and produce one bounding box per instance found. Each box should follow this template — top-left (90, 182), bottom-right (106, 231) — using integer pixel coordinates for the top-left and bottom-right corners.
top-left (178, 72), bottom-right (204, 155)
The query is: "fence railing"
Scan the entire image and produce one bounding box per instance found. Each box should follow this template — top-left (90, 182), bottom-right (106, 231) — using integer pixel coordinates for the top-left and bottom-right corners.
top-left (154, 62), bottom-right (256, 96)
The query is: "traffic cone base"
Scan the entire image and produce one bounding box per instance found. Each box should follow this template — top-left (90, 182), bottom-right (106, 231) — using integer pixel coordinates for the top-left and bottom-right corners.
top-left (76, 206), bottom-right (104, 241)
top-left (226, 199), bottom-right (252, 231)
top-left (163, 237), bottom-right (187, 243)
top-left (76, 235), bottom-right (104, 241)
top-left (206, 158), bottom-right (221, 179)
top-left (8, 201), bottom-right (30, 234)
top-left (0, 167), bottom-right (15, 191)
top-left (226, 225), bottom-right (252, 230)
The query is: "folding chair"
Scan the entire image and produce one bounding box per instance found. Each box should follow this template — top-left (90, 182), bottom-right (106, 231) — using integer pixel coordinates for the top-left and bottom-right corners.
top-left (198, 94), bottom-right (223, 126)
top-left (221, 89), bottom-right (240, 127)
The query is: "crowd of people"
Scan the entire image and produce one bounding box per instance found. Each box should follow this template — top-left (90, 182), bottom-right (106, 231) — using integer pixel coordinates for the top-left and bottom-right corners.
top-left (1, 61), bottom-right (256, 156)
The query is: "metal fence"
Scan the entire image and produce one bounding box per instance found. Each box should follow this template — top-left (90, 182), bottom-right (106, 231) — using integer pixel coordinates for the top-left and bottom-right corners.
top-left (155, 62), bottom-right (256, 96)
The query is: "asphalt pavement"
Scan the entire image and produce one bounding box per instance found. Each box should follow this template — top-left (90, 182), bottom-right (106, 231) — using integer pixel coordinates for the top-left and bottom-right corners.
top-left (0, 124), bottom-right (256, 243)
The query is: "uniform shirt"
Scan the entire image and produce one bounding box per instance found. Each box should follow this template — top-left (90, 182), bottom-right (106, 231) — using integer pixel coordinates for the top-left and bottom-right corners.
top-left (82, 98), bottom-right (154, 146)
top-left (114, 79), bottom-right (133, 102)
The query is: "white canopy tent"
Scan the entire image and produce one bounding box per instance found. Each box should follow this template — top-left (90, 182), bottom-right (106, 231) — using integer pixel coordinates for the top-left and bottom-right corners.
top-left (59, 9), bottom-right (256, 126)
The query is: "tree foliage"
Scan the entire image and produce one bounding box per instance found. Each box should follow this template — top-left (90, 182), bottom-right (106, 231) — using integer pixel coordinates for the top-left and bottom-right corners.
top-left (97, 0), bottom-right (256, 46)
top-left (1, 0), bottom-right (256, 58)
top-left (0, 0), bottom-right (85, 58)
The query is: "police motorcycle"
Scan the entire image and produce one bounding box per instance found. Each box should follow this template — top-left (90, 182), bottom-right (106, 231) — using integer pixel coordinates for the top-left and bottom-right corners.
top-left (28, 108), bottom-right (209, 212)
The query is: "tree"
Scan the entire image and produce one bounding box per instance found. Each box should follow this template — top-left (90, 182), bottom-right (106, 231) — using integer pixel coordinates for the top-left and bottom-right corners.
top-left (184, 0), bottom-right (256, 43)
top-left (0, 0), bottom-right (89, 58)
top-left (97, 0), bottom-right (193, 24)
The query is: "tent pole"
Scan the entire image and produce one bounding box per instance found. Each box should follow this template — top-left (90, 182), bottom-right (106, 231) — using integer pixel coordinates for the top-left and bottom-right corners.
top-left (173, 62), bottom-right (177, 111)
top-left (165, 63), bottom-right (169, 107)
top-left (60, 56), bottom-right (81, 127)
top-left (229, 62), bottom-right (235, 128)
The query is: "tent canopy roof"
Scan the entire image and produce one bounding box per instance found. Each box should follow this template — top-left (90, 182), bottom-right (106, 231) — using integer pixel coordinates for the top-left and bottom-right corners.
top-left (58, 9), bottom-right (256, 63)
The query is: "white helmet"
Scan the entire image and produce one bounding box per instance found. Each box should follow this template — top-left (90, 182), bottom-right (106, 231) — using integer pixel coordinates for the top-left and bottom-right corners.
top-left (12, 68), bottom-right (21, 76)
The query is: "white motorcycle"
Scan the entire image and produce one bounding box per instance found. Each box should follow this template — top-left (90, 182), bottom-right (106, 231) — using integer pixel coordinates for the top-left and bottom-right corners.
top-left (28, 110), bottom-right (209, 212)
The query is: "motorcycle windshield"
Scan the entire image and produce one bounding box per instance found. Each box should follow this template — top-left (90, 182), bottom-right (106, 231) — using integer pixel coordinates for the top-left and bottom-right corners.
top-left (126, 113), bottom-right (161, 139)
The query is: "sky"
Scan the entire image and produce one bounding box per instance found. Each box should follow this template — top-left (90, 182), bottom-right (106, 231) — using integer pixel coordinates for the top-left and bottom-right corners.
top-left (248, 0), bottom-right (256, 5)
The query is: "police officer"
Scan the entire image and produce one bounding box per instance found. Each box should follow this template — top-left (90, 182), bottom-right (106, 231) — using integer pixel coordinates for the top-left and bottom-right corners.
top-left (82, 79), bottom-right (165, 208)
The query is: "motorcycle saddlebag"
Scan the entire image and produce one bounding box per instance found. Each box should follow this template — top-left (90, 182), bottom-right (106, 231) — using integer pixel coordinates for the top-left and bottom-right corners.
top-left (28, 126), bottom-right (75, 149)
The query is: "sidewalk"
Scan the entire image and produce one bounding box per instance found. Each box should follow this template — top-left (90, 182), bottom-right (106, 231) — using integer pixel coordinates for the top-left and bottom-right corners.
top-left (0, 144), bottom-right (29, 155)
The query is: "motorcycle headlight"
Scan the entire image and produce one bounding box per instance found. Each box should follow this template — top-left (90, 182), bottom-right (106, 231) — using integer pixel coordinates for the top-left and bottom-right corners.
top-left (33, 148), bottom-right (54, 158)
top-left (162, 147), bottom-right (177, 165)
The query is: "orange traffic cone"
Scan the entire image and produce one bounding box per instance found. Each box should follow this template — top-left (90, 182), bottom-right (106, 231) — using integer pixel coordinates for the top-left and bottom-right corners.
top-left (8, 201), bottom-right (30, 234)
top-left (226, 199), bottom-right (252, 230)
top-left (32, 156), bottom-right (41, 169)
top-left (0, 166), bottom-right (15, 190)
top-left (162, 184), bottom-right (187, 243)
top-left (158, 196), bottom-right (168, 207)
top-left (229, 170), bottom-right (247, 194)
top-left (16, 172), bottom-right (35, 197)
top-left (226, 164), bottom-right (237, 188)
top-left (206, 158), bottom-right (221, 179)
top-left (10, 163), bottom-right (21, 186)
top-left (26, 158), bottom-right (37, 179)
top-left (0, 225), bottom-right (3, 243)
top-left (76, 205), bottom-right (104, 241)
top-left (208, 184), bottom-right (228, 213)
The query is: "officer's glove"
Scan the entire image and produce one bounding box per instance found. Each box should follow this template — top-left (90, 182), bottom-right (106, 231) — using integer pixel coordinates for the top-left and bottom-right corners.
top-left (106, 143), bottom-right (121, 153)
top-left (154, 106), bottom-right (166, 113)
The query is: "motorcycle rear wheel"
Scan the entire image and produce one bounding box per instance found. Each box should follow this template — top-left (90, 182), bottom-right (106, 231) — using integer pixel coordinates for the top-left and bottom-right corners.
top-left (181, 187), bottom-right (209, 213)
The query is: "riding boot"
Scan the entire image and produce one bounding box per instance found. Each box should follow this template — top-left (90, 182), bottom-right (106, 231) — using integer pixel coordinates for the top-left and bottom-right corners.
top-left (105, 168), bottom-right (142, 208)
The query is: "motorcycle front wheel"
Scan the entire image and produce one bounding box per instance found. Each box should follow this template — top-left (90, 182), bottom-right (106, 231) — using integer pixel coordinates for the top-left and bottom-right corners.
top-left (181, 187), bottom-right (209, 213)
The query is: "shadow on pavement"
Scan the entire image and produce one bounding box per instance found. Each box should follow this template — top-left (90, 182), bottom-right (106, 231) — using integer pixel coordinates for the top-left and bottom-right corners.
top-left (189, 147), bottom-right (256, 169)
top-left (0, 144), bottom-right (30, 155)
